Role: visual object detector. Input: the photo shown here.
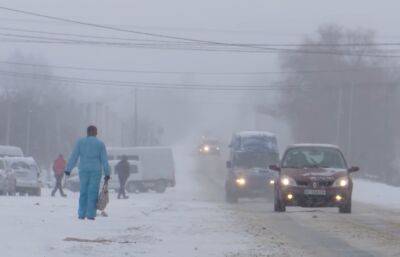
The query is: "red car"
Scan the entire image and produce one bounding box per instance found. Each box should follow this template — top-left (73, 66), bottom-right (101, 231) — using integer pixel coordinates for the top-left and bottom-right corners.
top-left (270, 144), bottom-right (359, 213)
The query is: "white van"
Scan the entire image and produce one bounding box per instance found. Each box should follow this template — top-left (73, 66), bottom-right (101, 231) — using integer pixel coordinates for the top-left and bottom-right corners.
top-left (108, 147), bottom-right (175, 193)
top-left (65, 160), bottom-right (142, 193)
top-left (0, 145), bottom-right (24, 157)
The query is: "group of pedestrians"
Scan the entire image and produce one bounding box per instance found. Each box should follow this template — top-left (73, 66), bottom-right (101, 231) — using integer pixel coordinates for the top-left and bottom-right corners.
top-left (51, 125), bottom-right (130, 220)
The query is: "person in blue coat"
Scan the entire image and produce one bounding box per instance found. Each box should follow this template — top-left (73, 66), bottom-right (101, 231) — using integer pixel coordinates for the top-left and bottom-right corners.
top-left (65, 125), bottom-right (110, 220)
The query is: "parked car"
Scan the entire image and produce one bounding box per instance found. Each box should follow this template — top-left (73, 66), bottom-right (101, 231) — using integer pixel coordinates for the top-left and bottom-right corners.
top-left (225, 131), bottom-right (279, 203)
top-left (270, 144), bottom-right (359, 213)
top-left (3, 157), bottom-right (41, 196)
top-left (0, 158), bottom-right (16, 195)
top-left (0, 145), bottom-right (23, 157)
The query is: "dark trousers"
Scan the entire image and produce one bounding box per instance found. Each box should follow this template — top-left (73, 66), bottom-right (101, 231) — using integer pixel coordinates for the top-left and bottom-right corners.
top-left (52, 175), bottom-right (66, 196)
top-left (118, 178), bottom-right (127, 198)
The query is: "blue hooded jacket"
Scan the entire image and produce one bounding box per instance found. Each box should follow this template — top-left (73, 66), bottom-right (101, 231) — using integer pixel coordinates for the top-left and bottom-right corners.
top-left (66, 136), bottom-right (110, 175)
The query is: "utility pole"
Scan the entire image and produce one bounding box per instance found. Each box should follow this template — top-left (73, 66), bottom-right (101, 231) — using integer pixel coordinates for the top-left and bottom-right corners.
top-left (56, 106), bottom-right (61, 152)
top-left (5, 101), bottom-right (11, 145)
top-left (346, 83), bottom-right (354, 160)
top-left (335, 86), bottom-right (343, 145)
top-left (121, 121), bottom-right (125, 147)
top-left (133, 88), bottom-right (138, 146)
top-left (26, 109), bottom-right (33, 156)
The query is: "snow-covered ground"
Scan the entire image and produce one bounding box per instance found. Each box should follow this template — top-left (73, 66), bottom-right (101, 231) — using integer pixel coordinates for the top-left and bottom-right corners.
top-left (2, 146), bottom-right (400, 257)
top-left (0, 150), bottom-right (279, 257)
top-left (353, 178), bottom-right (400, 209)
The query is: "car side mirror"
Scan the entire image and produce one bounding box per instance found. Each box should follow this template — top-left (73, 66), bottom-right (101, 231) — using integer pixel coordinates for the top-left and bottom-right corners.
top-left (226, 161), bottom-right (232, 169)
top-left (348, 166), bottom-right (359, 173)
top-left (269, 164), bottom-right (281, 172)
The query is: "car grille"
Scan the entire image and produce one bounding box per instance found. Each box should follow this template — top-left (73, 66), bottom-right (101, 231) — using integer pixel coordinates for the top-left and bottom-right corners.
top-left (246, 176), bottom-right (268, 189)
top-left (295, 180), bottom-right (334, 187)
top-left (296, 181), bottom-right (308, 186)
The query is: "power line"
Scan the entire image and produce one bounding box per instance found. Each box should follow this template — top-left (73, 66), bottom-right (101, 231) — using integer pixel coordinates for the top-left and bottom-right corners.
top-left (1, 6), bottom-right (400, 58)
top-left (0, 33), bottom-right (277, 53)
top-left (3, 26), bottom-right (400, 48)
top-left (0, 60), bottom-right (398, 76)
top-left (0, 26), bottom-right (192, 44)
top-left (0, 69), bottom-right (288, 90)
top-left (3, 33), bottom-right (400, 58)
top-left (0, 6), bottom-right (252, 47)
top-left (0, 69), bottom-right (397, 92)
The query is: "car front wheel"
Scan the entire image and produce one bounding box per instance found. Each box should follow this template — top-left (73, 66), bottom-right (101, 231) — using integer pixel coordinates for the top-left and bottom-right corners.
top-left (274, 188), bottom-right (286, 212)
top-left (225, 191), bottom-right (238, 203)
top-left (339, 197), bottom-right (352, 213)
top-left (225, 184), bottom-right (238, 204)
top-left (154, 180), bottom-right (167, 193)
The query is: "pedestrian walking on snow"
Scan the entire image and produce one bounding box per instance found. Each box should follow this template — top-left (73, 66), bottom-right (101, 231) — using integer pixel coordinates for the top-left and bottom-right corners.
top-left (51, 154), bottom-right (67, 197)
top-left (65, 125), bottom-right (110, 220)
top-left (115, 155), bottom-right (130, 199)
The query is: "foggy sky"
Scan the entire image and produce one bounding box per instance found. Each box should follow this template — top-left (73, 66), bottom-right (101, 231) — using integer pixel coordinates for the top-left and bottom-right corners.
top-left (0, 0), bottom-right (398, 147)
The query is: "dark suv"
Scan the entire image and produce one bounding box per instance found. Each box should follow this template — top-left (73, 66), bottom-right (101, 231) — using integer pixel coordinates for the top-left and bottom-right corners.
top-left (270, 144), bottom-right (359, 213)
top-left (225, 131), bottom-right (279, 203)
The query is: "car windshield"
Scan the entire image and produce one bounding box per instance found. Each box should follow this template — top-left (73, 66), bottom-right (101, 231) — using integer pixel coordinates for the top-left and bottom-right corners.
top-left (11, 161), bottom-right (31, 170)
top-left (234, 152), bottom-right (279, 169)
top-left (282, 147), bottom-right (346, 169)
top-left (241, 136), bottom-right (278, 152)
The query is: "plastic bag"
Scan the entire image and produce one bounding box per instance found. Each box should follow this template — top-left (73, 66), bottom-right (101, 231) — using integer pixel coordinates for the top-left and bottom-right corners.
top-left (97, 181), bottom-right (109, 211)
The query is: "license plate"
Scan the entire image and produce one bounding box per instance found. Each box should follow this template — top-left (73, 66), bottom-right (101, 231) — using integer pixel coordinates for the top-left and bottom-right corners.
top-left (304, 189), bottom-right (326, 195)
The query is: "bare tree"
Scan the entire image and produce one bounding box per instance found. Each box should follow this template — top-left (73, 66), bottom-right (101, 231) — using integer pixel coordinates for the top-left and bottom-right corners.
top-left (278, 24), bottom-right (400, 184)
top-left (0, 53), bottom-right (83, 165)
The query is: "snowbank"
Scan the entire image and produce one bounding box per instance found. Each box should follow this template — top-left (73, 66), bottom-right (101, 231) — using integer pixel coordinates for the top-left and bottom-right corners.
top-left (353, 179), bottom-right (400, 210)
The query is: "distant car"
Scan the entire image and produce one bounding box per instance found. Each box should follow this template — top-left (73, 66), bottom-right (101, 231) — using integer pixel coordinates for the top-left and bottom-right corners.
top-left (270, 144), bottom-right (359, 213)
top-left (3, 157), bottom-right (41, 196)
top-left (0, 158), bottom-right (16, 195)
top-left (0, 145), bottom-right (24, 157)
top-left (198, 139), bottom-right (221, 155)
top-left (225, 131), bottom-right (279, 203)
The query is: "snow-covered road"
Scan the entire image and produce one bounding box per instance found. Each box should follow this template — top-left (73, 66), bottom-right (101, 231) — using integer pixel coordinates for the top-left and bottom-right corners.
top-left (197, 156), bottom-right (400, 257)
top-left (2, 151), bottom-right (400, 257)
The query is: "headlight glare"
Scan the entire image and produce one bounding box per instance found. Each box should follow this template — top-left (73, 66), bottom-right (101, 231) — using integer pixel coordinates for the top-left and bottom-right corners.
top-left (280, 176), bottom-right (296, 186)
top-left (235, 177), bottom-right (246, 186)
top-left (333, 177), bottom-right (349, 187)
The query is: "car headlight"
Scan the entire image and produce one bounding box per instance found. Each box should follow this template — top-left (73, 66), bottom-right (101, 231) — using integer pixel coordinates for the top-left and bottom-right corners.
top-left (203, 145), bottom-right (210, 152)
top-left (280, 176), bottom-right (296, 186)
top-left (333, 177), bottom-right (349, 187)
top-left (235, 177), bottom-right (246, 186)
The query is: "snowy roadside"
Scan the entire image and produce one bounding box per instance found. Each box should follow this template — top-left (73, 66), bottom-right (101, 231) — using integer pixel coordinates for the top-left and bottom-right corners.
top-left (0, 147), bottom-right (279, 257)
top-left (353, 179), bottom-right (400, 210)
